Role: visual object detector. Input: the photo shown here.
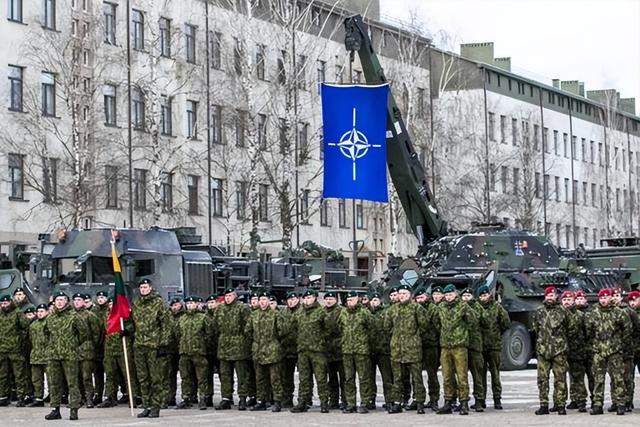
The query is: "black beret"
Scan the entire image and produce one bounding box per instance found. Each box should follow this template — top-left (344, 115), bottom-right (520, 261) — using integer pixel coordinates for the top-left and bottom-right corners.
top-left (388, 286), bottom-right (399, 293)
top-left (72, 292), bottom-right (85, 300)
top-left (397, 284), bottom-right (411, 292)
top-left (184, 296), bottom-right (197, 303)
top-left (368, 292), bottom-right (381, 300)
top-left (169, 297), bottom-right (183, 305)
top-left (461, 287), bottom-right (473, 296)
top-left (96, 291), bottom-right (108, 298)
top-left (223, 288), bottom-right (236, 295)
top-left (138, 278), bottom-right (152, 286)
top-left (303, 289), bottom-right (318, 298)
top-left (52, 290), bottom-right (68, 299)
top-left (206, 294), bottom-right (218, 302)
top-left (13, 288), bottom-right (25, 294)
top-left (414, 287), bottom-right (427, 297)
top-left (431, 286), bottom-right (443, 294)
top-left (0, 295), bottom-right (11, 302)
top-left (36, 303), bottom-right (48, 311)
top-left (286, 291), bottom-right (298, 300)
top-left (23, 305), bottom-right (35, 314)
top-left (324, 291), bottom-right (336, 299)
top-left (346, 290), bottom-right (359, 298)
top-left (269, 295), bottom-right (277, 302)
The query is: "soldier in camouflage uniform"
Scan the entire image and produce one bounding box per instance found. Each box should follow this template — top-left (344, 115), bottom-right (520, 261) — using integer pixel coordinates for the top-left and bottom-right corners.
top-left (585, 288), bottom-right (631, 415)
top-left (413, 287), bottom-right (440, 410)
top-left (132, 279), bottom-right (171, 418)
top-left (562, 291), bottom-right (588, 412)
top-left (533, 286), bottom-right (569, 415)
top-left (28, 304), bottom-right (49, 407)
top-left (213, 288), bottom-right (252, 411)
top-left (612, 287), bottom-right (640, 412)
top-left (478, 284), bottom-right (510, 410)
top-left (91, 291), bottom-right (109, 405)
top-left (628, 290), bottom-right (640, 406)
top-left (44, 291), bottom-right (89, 421)
top-left (574, 290), bottom-right (595, 405)
top-left (0, 294), bottom-right (30, 407)
top-left (175, 296), bottom-right (215, 410)
top-left (280, 291), bottom-right (300, 408)
top-left (204, 294), bottom-right (219, 407)
top-left (366, 292), bottom-right (393, 409)
top-left (290, 289), bottom-right (330, 414)
top-left (245, 292), bottom-right (288, 412)
top-left (165, 297), bottom-right (184, 407)
top-left (337, 291), bottom-right (373, 414)
top-left (461, 287), bottom-right (486, 412)
top-left (324, 292), bottom-right (346, 410)
top-left (246, 291), bottom-right (260, 408)
top-left (72, 293), bottom-right (101, 408)
top-left (385, 284), bottom-right (428, 414)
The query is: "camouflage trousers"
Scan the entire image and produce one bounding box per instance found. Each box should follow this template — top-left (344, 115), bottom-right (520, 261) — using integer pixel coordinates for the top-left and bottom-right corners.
top-left (48, 359), bottom-right (81, 409)
top-left (568, 358), bottom-right (588, 404)
top-left (179, 354), bottom-right (210, 401)
top-left (482, 350), bottom-right (502, 399)
top-left (593, 351), bottom-right (625, 407)
top-left (391, 361), bottom-right (425, 403)
top-left (219, 359), bottom-right (250, 400)
top-left (134, 346), bottom-right (166, 410)
top-left (205, 354), bottom-right (217, 400)
top-left (166, 353), bottom-right (181, 403)
top-left (441, 347), bottom-right (469, 401)
top-left (622, 356), bottom-right (635, 404)
top-left (327, 360), bottom-right (345, 406)
top-left (78, 359), bottom-right (95, 400)
top-left (94, 358), bottom-right (105, 400)
top-left (0, 353), bottom-right (27, 400)
top-left (31, 364), bottom-right (46, 400)
top-left (537, 353), bottom-right (567, 406)
top-left (366, 353), bottom-right (393, 404)
top-left (104, 352), bottom-right (139, 399)
top-left (342, 354), bottom-right (371, 407)
top-left (247, 360), bottom-right (257, 399)
top-left (297, 351), bottom-right (329, 403)
top-left (256, 361), bottom-right (282, 402)
top-left (281, 356), bottom-right (297, 404)
top-left (423, 346), bottom-right (440, 402)
top-left (468, 349), bottom-right (485, 400)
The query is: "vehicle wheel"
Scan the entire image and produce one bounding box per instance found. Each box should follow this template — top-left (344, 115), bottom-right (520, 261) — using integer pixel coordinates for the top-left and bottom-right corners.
top-left (501, 321), bottom-right (532, 370)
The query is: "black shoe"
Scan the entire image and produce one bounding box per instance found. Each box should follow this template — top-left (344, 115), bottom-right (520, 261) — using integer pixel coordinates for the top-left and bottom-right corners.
top-left (416, 402), bottom-right (425, 414)
top-left (149, 407), bottom-right (160, 418)
top-left (494, 398), bottom-right (503, 410)
top-left (92, 395), bottom-right (103, 406)
top-left (617, 405), bottom-right (626, 415)
top-left (358, 406), bottom-right (369, 414)
top-left (459, 400), bottom-right (469, 416)
top-left (437, 400), bottom-right (453, 414)
top-left (28, 399), bottom-right (45, 407)
top-left (70, 408), bottom-right (78, 421)
top-left (15, 399), bottom-right (25, 408)
top-left (272, 401), bottom-right (281, 412)
top-left (23, 396), bottom-right (33, 404)
top-left (557, 405), bottom-right (566, 415)
top-left (471, 399), bottom-right (484, 412)
top-left (166, 398), bottom-right (177, 407)
top-left (535, 404), bottom-right (549, 415)
top-left (329, 401), bottom-right (340, 410)
top-left (387, 402), bottom-right (403, 414)
top-left (250, 401), bottom-right (267, 411)
top-left (206, 396), bottom-right (213, 407)
top-left (45, 408), bottom-right (62, 420)
top-left (117, 395), bottom-right (129, 404)
top-left (320, 402), bottom-right (329, 413)
top-left (607, 403), bottom-right (617, 412)
top-left (85, 398), bottom-right (94, 409)
top-left (137, 408), bottom-right (151, 418)
top-left (549, 404), bottom-right (558, 412)
top-left (405, 400), bottom-right (418, 410)
top-left (238, 397), bottom-right (247, 411)
top-left (246, 396), bottom-right (257, 407)
top-left (176, 399), bottom-right (192, 409)
top-left (578, 402), bottom-right (587, 413)
top-left (566, 401), bottom-right (578, 410)
top-left (590, 405), bottom-right (603, 415)
top-left (215, 399), bottom-right (232, 410)
top-left (160, 402), bottom-right (168, 409)
top-left (290, 402), bottom-right (308, 413)
top-left (198, 397), bottom-right (207, 410)
top-left (98, 398), bottom-right (116, 408)
top-left (366, 400), bottom-right (376, 410)
top-left (282, 399), bottom-right (293, 408)
top-left (342, 405), bottom-right (356, 413)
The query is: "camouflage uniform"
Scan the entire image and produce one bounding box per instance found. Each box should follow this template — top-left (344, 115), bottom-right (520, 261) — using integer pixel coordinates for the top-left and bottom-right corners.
top-left (205, 306), bottom-right (218, 405)
top-left (132, 291), bottom-right (171, 412)
top-left (280, 304), bottom-right (299, 406)
top-left (103, 326), bottom-right (139, 402)
top-left (421, 301), bottom-right (440, 404)
top-left (367, 304), bottom-right (393, 405)
top-left (619, 304), bottom-right (640, 407)
top-left (91, 302), bottom-right (109, 401)
top-left (176, 309), bottom-right (215, 404)
top-left (479, 297), bottom-right (510, 402)
top-left (576, 304), bottom-right (595, 402)
top-left (325, 303), bottom-right (345, 408)
top-left (532, 301), bottom-right (569, 407)
top-left (29, 315), bottom-right (48, 401)
top-left (385, 301), bottom-right (428, 404)
top-left (566, 306), bottom-right (588, 407)
top-left (294, 301), bottom-right (330, 404)
top-left (337, 304), bottom-right (373, 409)
top-left (75, 307), bottom-right (101, 403)
top-left (166, 308), bottom-right (184, 405)
top-left (466, 300), bottom-right (486, 402)
top-left (0, 302), bottom-right (30, 402)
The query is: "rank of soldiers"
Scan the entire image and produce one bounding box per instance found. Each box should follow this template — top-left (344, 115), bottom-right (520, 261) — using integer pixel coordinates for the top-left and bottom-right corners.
top-left (0, 281), bottom-right (639, 421)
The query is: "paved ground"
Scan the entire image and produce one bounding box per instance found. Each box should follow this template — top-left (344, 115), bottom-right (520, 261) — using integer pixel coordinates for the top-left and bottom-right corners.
top-left (3, 368), bottom-right (639, 426)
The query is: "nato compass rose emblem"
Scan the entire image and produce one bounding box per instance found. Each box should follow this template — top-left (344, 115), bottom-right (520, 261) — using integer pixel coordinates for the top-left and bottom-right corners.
top-left (328, 108), bottom-right (382, 180)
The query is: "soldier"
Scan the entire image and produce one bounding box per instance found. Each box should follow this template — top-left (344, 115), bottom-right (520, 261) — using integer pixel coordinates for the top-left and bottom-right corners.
top-left (12, 288), bottom-right (29, 308)
top-left (166, 297), bottom-right (184, 407)
top-left (43, 291), bottom-right (88, 421)
top-left (533, 286), bottom-right (569, 415)
top-left (573, 290), bottom-right (595, 405)
top-left (213, 288), bottom-right (252, 411)
top-left (204, 294), bottom-right (219, 407)
top-left (414, 287), bottom-right (440, 410)
top-left (563, 291), bottom-right (588, 412)
top-left (628, 290), bottom-right (640, 404)
top-left (337, 291), bottom-right (373, 414)
top-left (72, 292), bottom-right (101, 408)
top-left (612, 287), bottom-right (640, 412)
top-left (435, 284), bottom-right (472, 416)
top-left (91, 291), bottom-right (109, 405)
top-left (385, 284), bottom-right (428, 414)
top-left (280, 291), bottom-right (300, 408)
top-left (324, 291), bottom-right (345, 410)
top-left (28, 304), bottom-right (49, 407)
top-left (269, 295), bottom-right (278, 310)
top-left (23, 305), bottom-right (36, 320)
top-left (175, 296), bottom-right (215, 410)
top-left (245, 292), bottom-right (287, 412)
top-left (0, 294), bottom-right (30, 407)
top-left (585, 288), bottom-right (631, 415)
top-left (290, 289), bottom-right (330, 414)
top-left (461, 287), bottom-right (485, 412)
top-left (366, 292), bottom-right (393, 409)
top-left (477, 284), bottom-right (510, 410)
top-left (246, 291), bottom-right (260, 408)
top-left (132, 279), bottom-right (171, 418)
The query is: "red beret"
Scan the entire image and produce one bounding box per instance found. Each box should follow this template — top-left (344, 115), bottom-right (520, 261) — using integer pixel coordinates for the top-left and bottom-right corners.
top-left (560, 291), bottom-right (574, 300)
top-left (598, 288), bottom-right (613, 298)
top-left (628, 290), bottom-right (640, 301)
top-left (544, 286), bottom-right (556, 296)
top-left (612, 287), bottom-right (623, 296)
top-left (575, 290), bottom-right (586, 298)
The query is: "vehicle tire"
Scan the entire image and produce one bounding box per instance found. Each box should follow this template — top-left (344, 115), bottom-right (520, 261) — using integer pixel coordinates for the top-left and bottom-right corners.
top-left (501, 321), bottom-right (532, 371)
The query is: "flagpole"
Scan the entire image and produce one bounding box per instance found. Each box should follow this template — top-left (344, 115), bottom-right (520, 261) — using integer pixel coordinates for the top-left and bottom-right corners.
top-left (120, 317), bottom-right (135, 417)
top-left (349, 51), bottom-right (358, 276)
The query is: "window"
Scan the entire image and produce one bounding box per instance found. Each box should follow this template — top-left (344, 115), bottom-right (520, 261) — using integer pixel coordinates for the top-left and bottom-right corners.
top-left (279, 118), bottom-right (288, 154)
top-left (255, 44), bottom-right (266, 80)
top-left (133, 168), bottom-right (147, 209)
top-left (591, 183), bottom-right (596, 208)
top-left (185, 24), bottom-right (196, 64)
top-left (211, 104), bottom-right (222, 144)
top-left (257, 114), bottom-right (267, 150)
top-left (298, 122), bottom-right (309, 162)
top-left (564, 178), bottom-right (569, 203)
top-left (211, 178), bottom-right (223, 217)
top-left (161, 173), bottom-right (173, 211)
top-left (8, 0), bottom-right (22, 22)
top-left (132, 9), bottom-right (144, 51)
top-left (277, 50), bottom-right (287, 84)
top-left (563, 133), bottom-right (568, 158)
top-left (522, 120), bottom-right (529, 145)
top-left (338, 199), bottom-right (346, 228)
top-left (300, 190), bottom-right (310, 224)
top-left (581, 138), bottom-right (586, 162)
top-left (572, 135), bottom-right (577, 160)
top-left (417, 87), bottom-right (425, 116)
top-left (600, 185), bottom-right (604, 208)
top-left (590, 141), bottom-right (595, 164)
top-left (41, 72), bottom-right (56, 116)
top-left (598, 142), bottom-right (603, 166)
top-left (188, 175), bottom-right (199, 215)
top-left (234, 38), bottom-right (243, 75)
top-left (103, 84), bottom-right (116, 125)
top-left (499, 115), bottom-right (506, 143)
top-left (543, 127), bottom-right (549, 152)
top-left (553, 130), bottom-right (558, 155)
top-left (105, 165), bottom-right (118, 208)
top-left (334, 56), bottom-right (344, 83)
top-left (501, 166), bottom-right (508, 194)
top-left (159, 18), bottom-right (171, 57)
top-left (42, 157), bottom-right (58, 203)
top-left (43, 0), bottom-right (56, 30)
top-left (565, 225), bottom-right (571, 248)
top-left (616, 188), bottom-right (621, 211)
top-left (186, 100), bottom-right (198, 139)
top-left (72, 19), bottom-right (78, 36)
top-left (8, 153), bottom-right (24, 200)
top-left (316, 60), bottom-right (326, 94)
top-left (583, 182), bottom-right (587, 206)
top-left (533, 124), bottom-right (540, 150)
top-left (488, 112), bottom-right (495, 141)
top-left (556, 224), bottom-right (561, 246)
top-left (554, 176), bottom-right (560, 202)
top-left (356, 202), bottom-right (364, 229)
top-left (258, 184), bottom-right (269, 221)
top-left (490, 163), bottom-right (496, 191)
top-left (615, 147), bottom-right (619, 169)
top-left (544, 174), bottom-right (551, 200)
top-left (235, 109), bottom-right (246, 147)
top-left (160, 96), bottom-right (172, 135)
top-left (535, 172), bottom-right (541, 198)
top-left (236, 181), bottom-right (247, 219)
top-left (511, 118), bottom-right (517, 145)
top-left (8, 65), bottom-right (23, 112)
top-left (353, 69), bottom-right (362, 83)
top-left (513, 167), bottom-right (520, 195)
top-left (296, 55), bottom-right (307, 90)
top-left (623, 148), bottom-right (627, 171)
top-left (132, 87), bottom-right (145, 129)
top-left (210, 31), bottom-right (222, 69)
top-left (320, 199), bottom-right (329, 226)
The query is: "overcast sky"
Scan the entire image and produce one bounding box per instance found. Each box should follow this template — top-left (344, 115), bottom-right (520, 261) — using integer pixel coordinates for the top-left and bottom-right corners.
top-left (379, 0), bottom-right (640, 113)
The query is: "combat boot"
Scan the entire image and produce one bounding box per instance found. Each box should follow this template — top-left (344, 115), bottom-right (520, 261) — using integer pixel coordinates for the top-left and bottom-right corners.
top-left (98, 397), bottom-right (116, 408)
top-left (405, 400), bottom-right (417, 410)
top-left (69, 408), bottom-right (78, 421)
top-left (290, 402), bottom-right (308, 413)
top-left (428, 400), bottom-right (439, 411)
top-left (493, 398), bottom-right (502, 410)
top-left (625, 402), bottom-right (633, 412)
top-left (215, 399), bottom-right (232, 410)
top-left (117, 395), bottom-right (128, 404)
top-left (15, 399), bottom-right (25, 407)
top-left (471, 399), bottom-right (485, 412)
top-left (607, 403), bottom-right (617, 412)
top-left (416, 402), bottom-right (425, 414)
top-left (176, 399), bottom-right (192, 409)
top-left (137, 408), bottom-right (151, 418)
top-left (437, 400), bottom-right (453, 414)
top-left (246, 396), bottom-right (257, 407)
top-left (28, 398), bottom-right (45, 407)
top-left (577, 401), bottom-right (587, 413)
top-left (92, 394), bottom-right (102, 406)
top-left (205, 395), bottom-right (213, 407)
top-left (549, 404), bottom-right (558, 412)
top-left (566, 401), bottom-right (579, 410)
top-left (557, 405), bottom-right (566, 415)
top-left (149, 407), bottom-right (160, 418)
top-left (329, 400), bottom-right (340, 410)
top-left (238, 397), bottom-right (247, 411)
top-left (535, 404), bottom-right (549, 415)
top-left (590, 405), bottom-right (603, 415)
top-left (616, 405), bottom-right (626, 415)
top-left (358, 406), bottom-right (369, 414)
top-left (250, 401), bottom-right (267, 411)
top-left (387, 402), bottom-right (402, 414)
top-left (45, 407), bottom-right (62, 420)
top-left (320, 401), bottom-right (330, 413)
top-left (85, 398), bottom-right (94, 409)
top-left (342, 405), bottom-right (356, 413)
top-left (282, 398), bottom-right (293, 408)
top-left (271, 401), bottom-right (281, 412)
top-left (366, 400), bottom-right (376, 410)
top-left (459, 400), bottom-right (469, 415)
top-left (198, 397), bottom-right (207, 410)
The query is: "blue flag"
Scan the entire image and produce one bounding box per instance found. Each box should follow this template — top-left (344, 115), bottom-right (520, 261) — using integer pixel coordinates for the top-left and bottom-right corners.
top-left (321, 83), bottom-right (389, 203)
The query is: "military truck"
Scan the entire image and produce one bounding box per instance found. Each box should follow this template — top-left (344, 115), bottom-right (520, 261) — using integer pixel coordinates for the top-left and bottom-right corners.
top-left (0, 237), bottom-right (54, 303)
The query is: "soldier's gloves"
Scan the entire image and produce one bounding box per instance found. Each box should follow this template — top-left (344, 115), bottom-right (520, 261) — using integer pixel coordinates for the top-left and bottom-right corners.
top-left (156, 345), bottom-right (170, 357)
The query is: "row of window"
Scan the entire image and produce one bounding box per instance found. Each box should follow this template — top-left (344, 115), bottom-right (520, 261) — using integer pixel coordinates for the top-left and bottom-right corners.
top-left (8, 0), bottom-right (56, 29)
top-left (8, 66), bottom-right (56, 116)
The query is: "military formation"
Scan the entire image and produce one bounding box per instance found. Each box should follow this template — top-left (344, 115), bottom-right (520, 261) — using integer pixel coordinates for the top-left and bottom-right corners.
top-left (0, 281), bottom-right (639, 421)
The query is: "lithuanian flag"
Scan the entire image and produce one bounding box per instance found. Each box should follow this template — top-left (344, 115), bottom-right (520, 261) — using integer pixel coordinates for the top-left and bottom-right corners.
top-left (106, 241), bottom-right (132, 335)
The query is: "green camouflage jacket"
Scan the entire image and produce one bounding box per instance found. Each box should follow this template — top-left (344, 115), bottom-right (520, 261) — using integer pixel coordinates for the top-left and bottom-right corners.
top-left (533, 301), bottom-right (570, 359)
top-left (576, 305), bottom-right (594, 354)
top-left (480, 298), bottom-right (510, 351)
top-left (0, 303), bottom-right (30, 354)
top-left (104, 325), bottom-right (134, 358)
top-left (177, 310), bottom-right (214, 356)
top-left (435, 299), bottom-right (473, 349)
top-left (75, 308), bottom-right (101, 361)
top-left (324, 304), bottom-right (343, 361)
top-left (206, 309), bottom-right (218, 356)
top-left (280, 305), bottom-right (299, 358)
top-left (213, 300), bottom-right (251, 360)
top-left (338, 304), bottom-right (372, 355)
top-left (294, 301), bottom-right (328, 354)
top-left (44, 304), bottom-right (89, 361)
top-left (620, 305), bottom-right (640, 358)
top-left (29, 317), bottom-right (48, 364)
top-left (566, 307), bottom-right (587, 360)
top-left (245, 308), bottom-right (287, 365)
top-left (466, 300), bottom-right (485, 352)
top-left (369, 305), bottom-right (390, 355)
top-left (419, 301), bottom-right (439, 347)
top-left (634, 306), bottom-right (640, 356)
top-left (167, 310), bottom-right (184, 355)
top-left (385, 301), bottom-right (428, 363)
top-left (585, 303), bottom-right (632, 357)
top-left (132, 291), bottom-right (171, 349)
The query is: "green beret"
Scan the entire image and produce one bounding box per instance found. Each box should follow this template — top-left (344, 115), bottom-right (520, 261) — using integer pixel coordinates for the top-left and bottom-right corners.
top-left (138, 278), bottom-right (152, 286)
top-left (258, 291), bottom-right (269, 298)
top-left (389, 286), bottom-right (398, 294)
top-left (323, 291), bottom-right (336, 299)
top-left (23, 305), bottom-right (35, 314)
top-left (196, 296), bottom-right (204, 303)
top-left (269, 295), bottom-right (277, 302)
top-left (431, 286), bottom-right (443, 294)
top-left (461, 287), bottom-right (473, 296)
top-left (169, 297), bottom-right (182, 305)
top-left (84, 294), bottom-right (92, 300)
top-left (443, 284), bottom-right (456, 294)
top-left (52, 291), bottom-right (68, 300)
top-left (206, 294), bottom-right (218, 302)
top-left (36, 303), bottom-right (48, 311)
top-left (250, 291), bottom-right (260, 298)
top-left (346, 290), bottom-right (359, 298)
top-left (0, 295), bottom-right (11, 302)
top-left (184, 296), bottom-right (197, 303)
top-left (223, 288), bottom-right (236, 295)
top-left (286, 291), bottom-right (299, 300)
top-left (108, 296), bottom-right (115, 303)
top-left (303, 289), bottom-right (318, 298)
top-left (477, 285), bottom-right (490, 296)
top-left (72, 293), bottom-right (85, 300)
top-left (368, 292), bottom-right (381, 300)
top-left (414, 287), bottom-right (427, 297)
top-left (397, 284), bottom-right (411, 292)
top-left (13, 287), bottom-right (25, 294)
top-left (96, 291), bottom-right (108, 298)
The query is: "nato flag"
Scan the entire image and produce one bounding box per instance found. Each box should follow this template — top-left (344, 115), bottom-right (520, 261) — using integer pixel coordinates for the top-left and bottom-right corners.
top-left (321, 83), bottom-right (389, 203)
